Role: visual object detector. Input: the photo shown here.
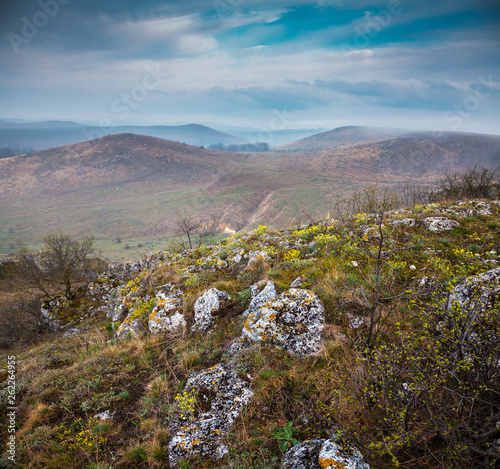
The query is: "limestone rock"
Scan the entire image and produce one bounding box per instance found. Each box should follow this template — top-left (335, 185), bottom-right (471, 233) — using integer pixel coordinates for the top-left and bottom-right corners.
top-left (290, 277), bottom-right (303, 288)
top-left (247, 250), bottom-right (271, 266)
top-left (40, 298), bottom-right (65, 331)
top-left (242, 288), bottom-right (325, 356)
top-left (282, 435), bottom-right (369, 469)
top-left (193, 288), bottom-right (231, 332)
top-left (115, 304), bottom-right (147, 338)
top-left (423, 217), bottom-right (460, 233)
top-left (318, 437), bottom-right (370, 469)
top-left (281, 439), bottom-right (324, 469)
top-left (448, 267), bottom-right (500, 312)
top-left (149, 284), bottom-right (185, 334)
top-left (243, 281), bottom-right (277, 317)
top-left (168, 363), bottom-right (253, 467)
top-left (62, 326), bottom-right (89, 338)
top-left (391, 217), bottom-right (416, 227)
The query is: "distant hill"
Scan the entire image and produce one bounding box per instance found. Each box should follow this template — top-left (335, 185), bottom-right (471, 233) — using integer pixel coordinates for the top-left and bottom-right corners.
top-left (277, 126), bottom-right (410, 151)
top-left (1, 129), bottom-right (499, 259)
top-left (0, 120), bottom-right (244, 152)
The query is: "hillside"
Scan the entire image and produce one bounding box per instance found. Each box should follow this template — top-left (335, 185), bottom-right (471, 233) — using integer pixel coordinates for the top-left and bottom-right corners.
top-left (277, 126), bottom-right (410, 151)
top-left (1, 197), bottom-right (499, 468)
top-left (1, 130), bottom-right (499, 259)
top-left (0, 121), bottom-right (244, 152)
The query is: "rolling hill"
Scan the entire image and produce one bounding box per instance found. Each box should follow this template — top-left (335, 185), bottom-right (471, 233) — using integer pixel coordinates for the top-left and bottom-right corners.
top-left (277, 125), bottom-right (410, 151)
top-left (1, 128), bottom-right (499, 259)
top-left (0, 120), bottom-right (245, 152)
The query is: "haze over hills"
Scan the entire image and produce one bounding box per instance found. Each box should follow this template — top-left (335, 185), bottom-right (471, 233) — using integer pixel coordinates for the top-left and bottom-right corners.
top-left (277, 126), bottom-right (411, 151)
top-left (0, 120), bottom-right (245, 152)
top-left (0, 127), bottom-right (499, 259)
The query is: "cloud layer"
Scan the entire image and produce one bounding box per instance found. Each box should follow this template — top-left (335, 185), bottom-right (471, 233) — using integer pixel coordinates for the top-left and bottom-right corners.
top-left (1, 0), bottom-right (499, 134)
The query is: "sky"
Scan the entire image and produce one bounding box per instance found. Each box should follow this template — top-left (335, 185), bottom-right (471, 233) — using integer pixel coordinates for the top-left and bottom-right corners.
top-left (0, 0), bottom-right (499, 135)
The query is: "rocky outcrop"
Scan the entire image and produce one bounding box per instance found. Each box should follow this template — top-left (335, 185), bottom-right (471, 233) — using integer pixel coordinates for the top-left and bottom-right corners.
top-left (148, 284), bottom-right (185, 334)
top-left (168, 363), bottom-right (253, 467)
top-left (423, 217), bottom-right (460, 233)
top-left (242, 288), bottom-right (325, 356)
top-left (192, 288), bottom-right (231, 332)
top-left (282, 435), bottom-right (369, 469)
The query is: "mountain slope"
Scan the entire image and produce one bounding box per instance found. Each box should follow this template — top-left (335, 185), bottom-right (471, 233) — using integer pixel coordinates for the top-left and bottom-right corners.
top-left (277, 126), bottom-right (410, 151)
top-left (1, 129), bottom-right (499, 259)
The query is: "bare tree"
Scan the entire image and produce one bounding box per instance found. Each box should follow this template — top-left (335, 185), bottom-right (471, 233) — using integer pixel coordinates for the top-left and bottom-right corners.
top-left (331, 185), bottom-right (415, 347)
top-left (16, 231), bottom-right (103, 301)
top-left (437, 166), bottom-right (499, 201)
top-left (0, 296), bottom-right (43, 346)
top-left (172, 212), bottom-right (221, 250)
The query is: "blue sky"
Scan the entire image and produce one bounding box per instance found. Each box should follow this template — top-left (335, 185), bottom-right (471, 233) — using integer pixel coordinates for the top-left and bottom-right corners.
top-left (0, 0), bottom-right (499, 134)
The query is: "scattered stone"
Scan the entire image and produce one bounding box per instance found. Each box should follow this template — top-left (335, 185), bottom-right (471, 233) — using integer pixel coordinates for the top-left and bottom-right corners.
top-left (192, 288), bottom-right (231, 332)
top-left (115, 305), bottom-right (147, 339)
top-left (62, 326), bottom-right (89, 338)
top-left (281, 439), bottom-right (324, 469)
top-left (290, 277), bottom-right (303, 288)
top-left (227, 248), bottom-right (245, 265)
top-left (391, 217), bottom-right (416, 227)
top-left (448, 267), bottom-right (500, 313)
top-left (168, 363), bottom-right (253, 467)
top-left (423, 217), bottom-right (460, 233)
top-left (94, 410), bottom-right (116, 420)
top-left (243, 281), bottom-right (277, 317)
top-left (242, 288), bottom-right (325, 356)
top-left (318, 436), bottom-right (370, 469)
top-left (282, 435), bottom-right (369, 469)
top-left (40, 298), bottom-right (64, 331)
top-left (347, 314), bottom-right (364, 329)
top-left (247, 250), bottom-right (271, 266)
top-left (149, 284), bottom-right (185, 334)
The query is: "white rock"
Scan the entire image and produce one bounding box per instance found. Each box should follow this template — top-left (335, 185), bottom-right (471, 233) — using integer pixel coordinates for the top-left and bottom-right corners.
top-left (247, 250), bottom-right (271, 266)
top-left (290, 277), bottom-right (303, 288)
top-left (243, 281), bottom-right (277, 317)
top-left (282, 435), bottom-right (369, 469)
top-left (149, 284), bottom-right (185, 334)
top-left (423, 217), bottom-right (460, 233)
top-left (192, 288), bottom-right (231, 332)
top-left (168, 364), bottom-right (253, 467)
top-left (242, 288), bottom-right (325, 356)
top-left (391, 217), bottom-right (416, 227)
